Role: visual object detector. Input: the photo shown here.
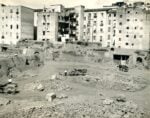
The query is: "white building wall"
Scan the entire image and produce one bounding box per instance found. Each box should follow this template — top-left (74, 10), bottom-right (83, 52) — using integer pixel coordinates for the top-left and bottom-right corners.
top-left (0, 5), bottom-right (34, 45)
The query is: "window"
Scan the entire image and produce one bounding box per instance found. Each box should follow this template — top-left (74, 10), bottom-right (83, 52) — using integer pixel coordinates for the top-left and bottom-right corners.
top-left (140, 35), bottom-right (143, 38)
top-left (84, 25), bottom-right (86, 28)
top-left (6, 16), bottom-right (8, 19)
top-left (101, 13), bottom-right (104, 16)
top-left (2, 17), bottom-right (4, 20)
top-left (126, 27), bottom-right (129, 29)
top-left (126, 42), bottom-right (129, 45)
top-left (119, 38), bottom-right (121, 41)
top-left (16, 25), bottom-right (19, 29)
top-left (100, 21), bottom-right (103, 26)
top-left (100, 28), bottom-right (103, 32)
top-left (118, 46), bottom-right (121, 48)
top-left (1, 36), bottom-right (4, 39)
top-left (87, 28), bottom-right (90, 33)
top-left (135, 19), bottom-right (137, 21)
top-left (114, 14), bottom-right (116, 17)
top-left (109, 14), bottom-right (111, 17)
top-left (43, 23), bottom-right (46, 25)
top-left (119, 30), bottom-right (122, 33)
top-left (119, 22), bottom-right (122, 26)
top-left (93, 30), bottom-right (96, 33)
top-left (94, 21), bottom-right (97, 25)
top-left (94, 13), bottom-right (97, 18)
top-left (88, 13), bottom-right (91, 18)
top-left (126, 35), bottom-right (129, 37)
top-left (17, 16), bottom-right (19, 20)
top-left (108, 27), bottom-right (111, 32)
top-left (107, 42), bottom-right (110, 47)
top-left (135, 27), bottom-right (137, 29)
top-left (93, 36), bottom-right (96, 40)
top-left (16, 35), bottom-right (19, 39)
top-left (127, 19), bottom-right (130, 21)
top-left (16, 9), bottom-right (19, 15)
top-left (127, 11), bottom-right (130, 13)
top-left (120, 15), bottom-right (122, 18)
top-left (10, 25), bottom-right (13, 29)
top-left (10, 9), bottom-right (13, 13)
top-left (47, 15), bottom-right (50, 17)
top-left (134, 35), bottom-right (136, 39)
top-left (84, 17), bottom-right (86, 20)
top-left (132, 43), bottom-right (134, 46)
top-left (100, 36), bottom-right (102, 41)
top-left (108, 35), bottom-right (110, 40)
top-left (43, 31), bottom-right (45, 35)
top-left (47, 23), bottom-right (50, 25)
top-left (140, 27), bottom-right (143, 30)
top-left (108, 20), bottom-right (111, 25)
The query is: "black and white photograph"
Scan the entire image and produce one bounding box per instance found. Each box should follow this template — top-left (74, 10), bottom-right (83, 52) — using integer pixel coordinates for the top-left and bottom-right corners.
top-left (0, 0), bottom-right (150, 117)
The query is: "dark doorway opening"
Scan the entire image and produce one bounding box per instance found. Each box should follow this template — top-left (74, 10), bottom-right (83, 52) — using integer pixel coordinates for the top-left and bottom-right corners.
top-left (136, 57), bottom-right (143, 63)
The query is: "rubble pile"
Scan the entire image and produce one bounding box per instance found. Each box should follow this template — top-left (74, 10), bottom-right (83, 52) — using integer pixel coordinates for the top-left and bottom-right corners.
top-left (42, 79), bottom-right (72, 92)
top-left (96, 73), bottom-right (147, 91)
top-left (0, 97), bottom-right (146, 118)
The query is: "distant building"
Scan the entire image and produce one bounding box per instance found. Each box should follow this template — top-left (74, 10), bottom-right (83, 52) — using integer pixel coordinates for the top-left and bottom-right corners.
top-left (0, 4), bottom-right (34, 45)
top-left (36, 4), bottom-right (84, 43)
top-left (112, 1), bottom-right (150, 50)
top-left (83, 8), bottom-right (111, 47)
top-left (83, 1), bottom-right (150, 50)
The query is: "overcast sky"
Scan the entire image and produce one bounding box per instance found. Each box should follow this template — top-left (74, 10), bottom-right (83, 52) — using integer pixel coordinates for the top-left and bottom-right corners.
top-left (0, 0), bottom-right (148, 9)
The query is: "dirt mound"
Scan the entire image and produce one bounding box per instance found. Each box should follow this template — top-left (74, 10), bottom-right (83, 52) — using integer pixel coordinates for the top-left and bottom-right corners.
top-left (71, 72), bottom-right (147, 92)
top-left (85, 73), bottom-right (147, 92)
top-left (0, 97), bottom-right (146, 118)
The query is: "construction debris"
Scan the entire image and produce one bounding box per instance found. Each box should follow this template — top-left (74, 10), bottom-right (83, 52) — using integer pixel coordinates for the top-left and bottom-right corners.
top-left (66, 68), bottom-right (87, 76)
top-left (0, 98), bottom-right (11, 106)
top-left (36, 84), bottom-right (44, 91)
top-left (45, 93), bottom-right (56, 102)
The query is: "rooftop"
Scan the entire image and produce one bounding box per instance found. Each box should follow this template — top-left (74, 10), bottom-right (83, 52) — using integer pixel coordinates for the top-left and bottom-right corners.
top-left (84, 8), bottom-right (111, 12)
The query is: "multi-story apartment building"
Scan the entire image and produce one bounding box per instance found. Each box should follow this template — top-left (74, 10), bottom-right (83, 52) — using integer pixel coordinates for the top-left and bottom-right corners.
top-left (83, 8), bottom-right (111, 47)
top-left (0, 4), bottom-right (34, 45)
top-left (112, 2), bottom-right (150, 50)
top-left (83, 1), bottom-right (150, 50)
top-left (36, 4), bottom-right (84, 43)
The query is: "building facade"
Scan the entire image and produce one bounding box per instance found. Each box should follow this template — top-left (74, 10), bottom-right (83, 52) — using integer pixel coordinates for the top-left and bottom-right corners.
top-left (112, 2), bottom-right (150, 50)
top-left (36, 4), bottom-right (84, 43)
top-left (0, 4), bottom-right (34, 45)
top-left (83, 8), bottom-right (111, 47)
top-left (83, 1), bottom-right (150, 50)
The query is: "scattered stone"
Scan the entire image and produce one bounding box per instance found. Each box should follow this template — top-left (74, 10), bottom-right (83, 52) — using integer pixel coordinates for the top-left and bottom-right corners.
top-left (51, 74), bottom-right (59, 80)
top-left (36, 84), bottom-right (44, 91)
top-left (57, 94), bottom-right (68, 99)
top-left (103, 98), bottom-right (114, 105)
top-left (46, 93), bottom-right (56, 102)
top-left (0, 98), bottom-right (11, 106)
top-left (115, 94), bottom-right (126, 102)
top-left (99, 93), bottom-right (103, 96)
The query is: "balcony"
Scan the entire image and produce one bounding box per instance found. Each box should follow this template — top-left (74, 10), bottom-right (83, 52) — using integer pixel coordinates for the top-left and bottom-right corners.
top-left (70, 25), bottom-right (76, 30)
